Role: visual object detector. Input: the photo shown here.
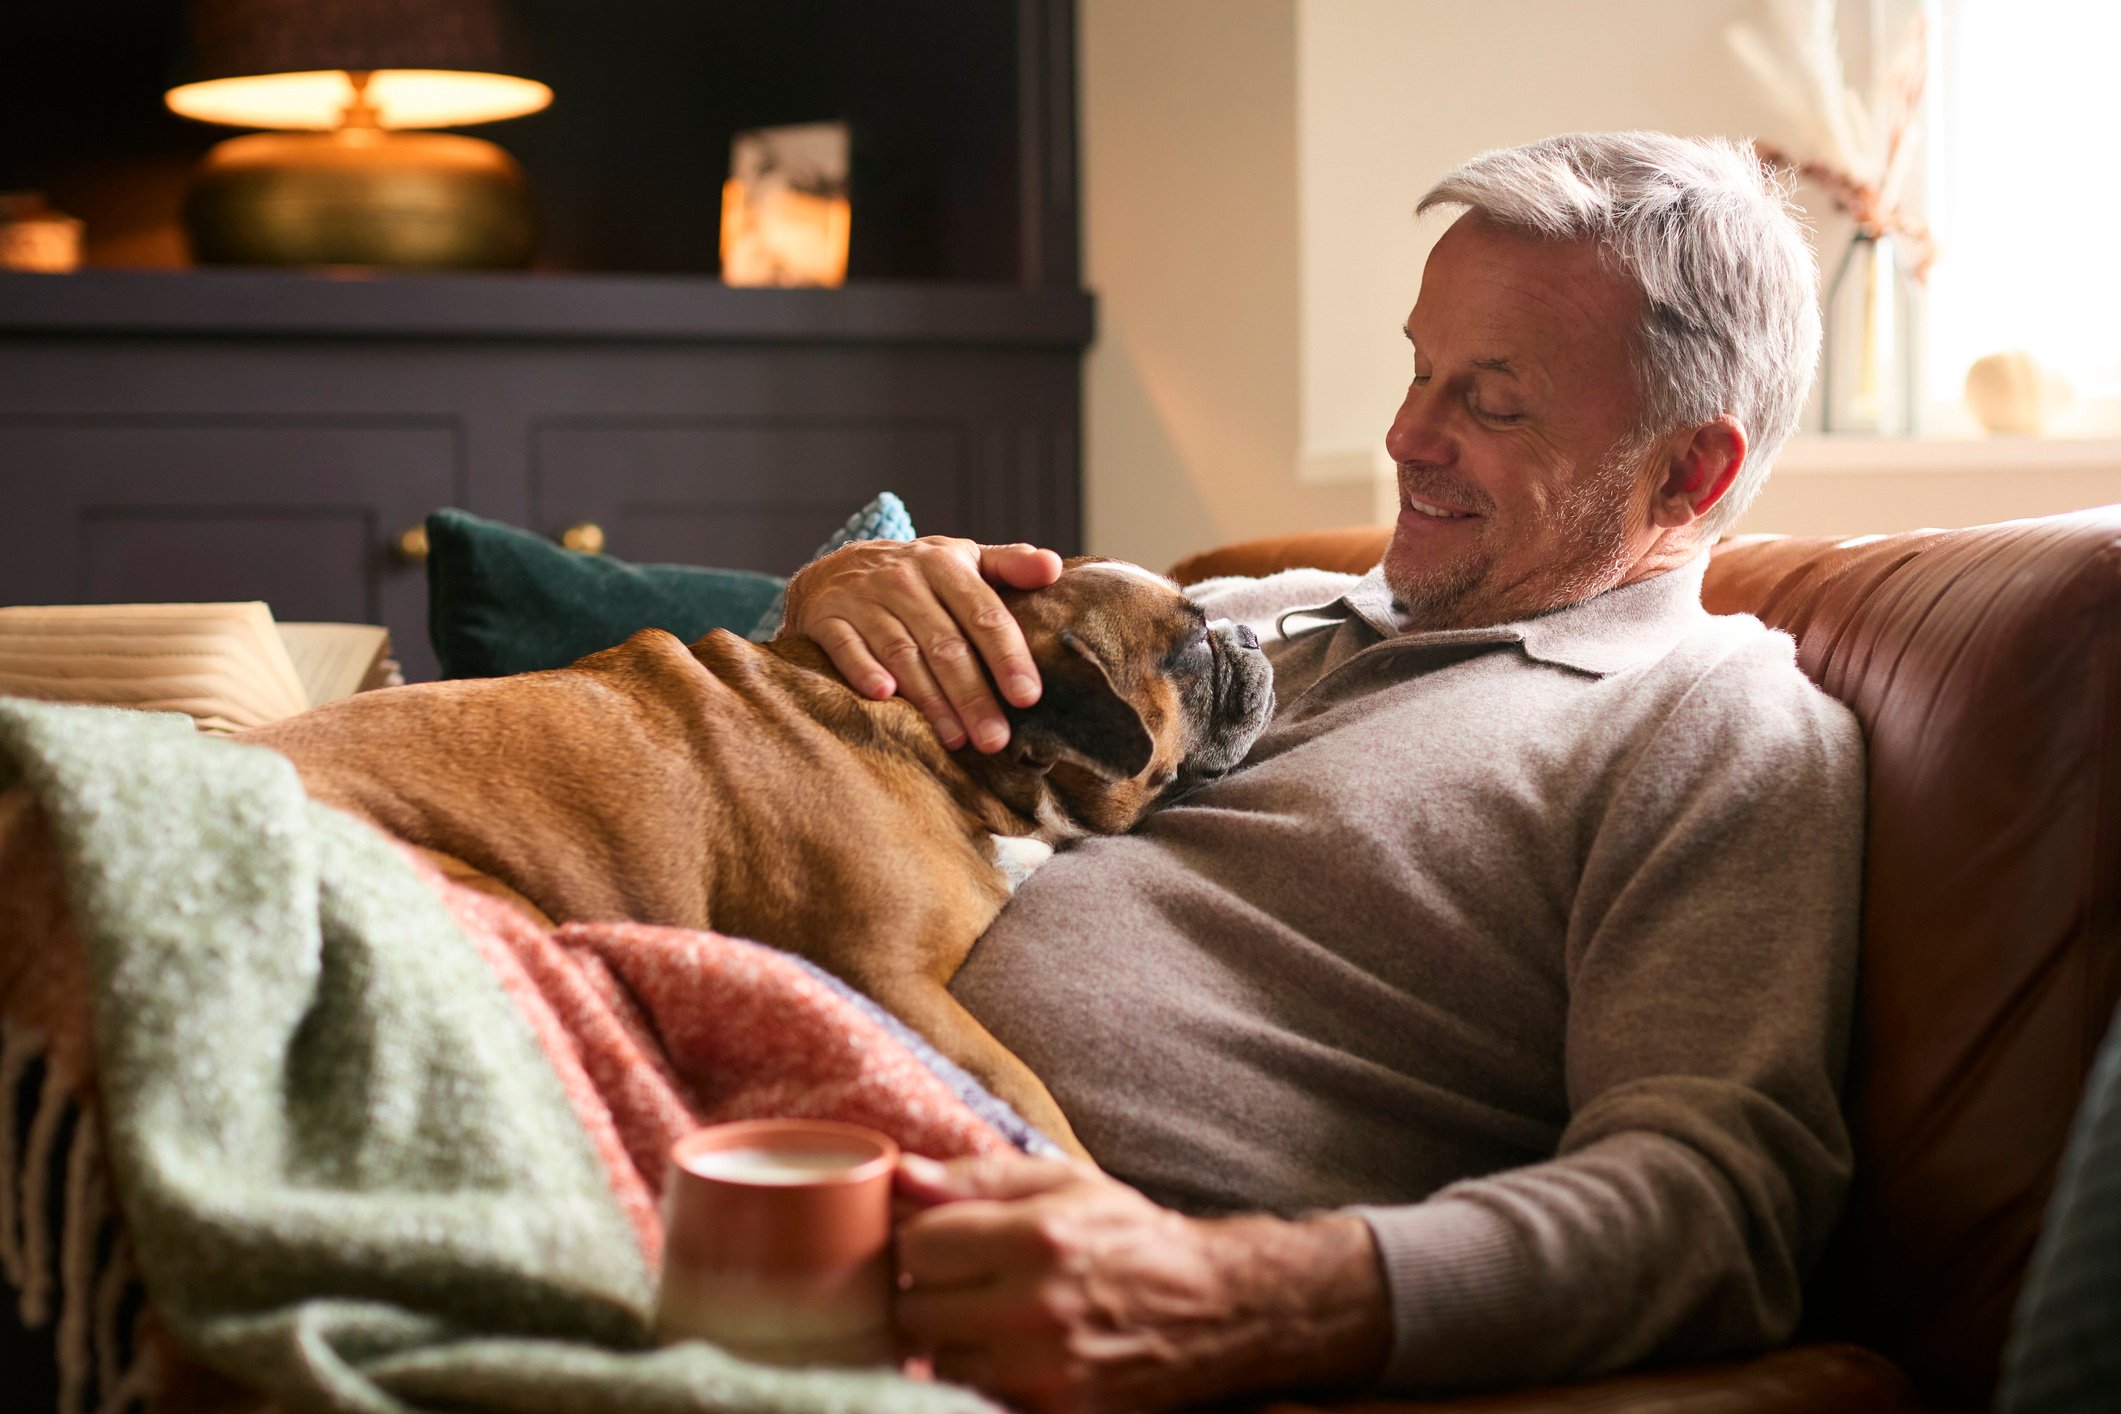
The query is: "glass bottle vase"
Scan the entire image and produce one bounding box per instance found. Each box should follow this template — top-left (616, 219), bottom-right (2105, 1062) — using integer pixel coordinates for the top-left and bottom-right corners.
top-left (1820, 231), bottom-right (1920, 436)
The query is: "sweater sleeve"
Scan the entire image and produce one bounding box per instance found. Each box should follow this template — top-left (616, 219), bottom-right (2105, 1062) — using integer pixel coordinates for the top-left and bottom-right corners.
top-left (1350, 635), bottom-right (1866, 1392)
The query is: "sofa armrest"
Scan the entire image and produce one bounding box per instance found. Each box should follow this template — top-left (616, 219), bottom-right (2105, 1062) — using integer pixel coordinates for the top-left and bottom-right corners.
top-left (1169, 528), bottom-right (1393, 585)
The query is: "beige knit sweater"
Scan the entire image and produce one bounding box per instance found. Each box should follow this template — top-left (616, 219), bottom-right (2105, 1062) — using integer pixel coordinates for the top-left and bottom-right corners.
top-left (952, 555), bottom-right (1865, 1393)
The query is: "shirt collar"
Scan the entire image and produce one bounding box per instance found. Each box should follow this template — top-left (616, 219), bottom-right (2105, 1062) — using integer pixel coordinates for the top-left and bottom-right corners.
top-left (1276, 553), bottom-right (1712, 677)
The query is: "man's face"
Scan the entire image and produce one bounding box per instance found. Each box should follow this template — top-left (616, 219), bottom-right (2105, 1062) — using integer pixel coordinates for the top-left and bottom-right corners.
top-left (1382, 212), bottom-right (1665, 630)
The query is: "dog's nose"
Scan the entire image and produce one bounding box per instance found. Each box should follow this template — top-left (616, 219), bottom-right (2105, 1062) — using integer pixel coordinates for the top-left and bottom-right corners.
top-left (1234, 623), bottom-right (1259, 651)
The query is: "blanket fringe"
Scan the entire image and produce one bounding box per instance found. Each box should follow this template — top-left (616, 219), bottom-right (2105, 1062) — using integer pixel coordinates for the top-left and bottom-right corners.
top-left (59, 1106), bottom-right (105, 1414)
top-left (18, 1046), bottom-right (68, 1329)
top-left (2, 1034), bottom-right (151, 1414)
top-left (94, 1237), bottom-right (140, 1413)
top-left (0, 1023), bottom-right (33, 1292)
top-left (95, 1311), bottom-right (160, 1414)
top-left (96, 1363), bottom-right (152, 1414)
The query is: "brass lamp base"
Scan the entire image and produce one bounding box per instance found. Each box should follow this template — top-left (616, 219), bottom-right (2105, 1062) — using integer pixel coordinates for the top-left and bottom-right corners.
top-left (183, 127), bottom-right (536, 270)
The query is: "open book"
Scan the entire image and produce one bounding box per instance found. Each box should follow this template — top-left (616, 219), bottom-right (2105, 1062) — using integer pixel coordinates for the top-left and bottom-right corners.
top-left (0, 602), bottom-right (394, 734)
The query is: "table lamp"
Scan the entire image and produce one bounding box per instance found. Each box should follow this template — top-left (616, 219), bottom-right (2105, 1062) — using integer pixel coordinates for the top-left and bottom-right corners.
top-left (165, 0), bottom-right (551, 269)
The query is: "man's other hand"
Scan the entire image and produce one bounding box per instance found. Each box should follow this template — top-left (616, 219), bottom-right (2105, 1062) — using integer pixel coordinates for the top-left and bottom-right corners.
top-left (892, 1151), bottom-right (1392, 1413)
top-left (781, 537), bottom-right (1064, 753)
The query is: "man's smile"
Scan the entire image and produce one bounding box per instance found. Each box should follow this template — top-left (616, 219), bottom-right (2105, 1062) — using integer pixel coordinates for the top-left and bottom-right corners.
top-left (1401, 490), bottom-right (1478, 520)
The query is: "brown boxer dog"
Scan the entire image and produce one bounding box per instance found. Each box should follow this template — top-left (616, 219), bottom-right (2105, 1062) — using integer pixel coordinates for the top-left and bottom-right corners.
top-left (244, 557), bottom-right (1274, 1157)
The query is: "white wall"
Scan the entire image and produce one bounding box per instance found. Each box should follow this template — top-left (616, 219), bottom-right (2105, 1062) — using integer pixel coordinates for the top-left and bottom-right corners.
top-left (1081, 0), bottom-right (2121, 563)
top-left (1295, 0), bottom-right (1786, 482)
top-left (1079, 0), bottom-right (1372, 571)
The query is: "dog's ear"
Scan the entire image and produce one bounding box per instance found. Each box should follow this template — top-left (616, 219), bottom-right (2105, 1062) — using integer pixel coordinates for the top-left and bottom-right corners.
top-left (1004, 631), bottom-right (1154, 781)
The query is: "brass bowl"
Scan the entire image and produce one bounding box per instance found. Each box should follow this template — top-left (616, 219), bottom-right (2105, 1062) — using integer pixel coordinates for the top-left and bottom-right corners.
top-left (183, 127), bottom-right (535, 269)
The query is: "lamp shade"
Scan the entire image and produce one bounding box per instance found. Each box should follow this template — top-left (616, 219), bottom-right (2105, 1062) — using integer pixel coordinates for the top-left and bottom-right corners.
top-left (166, 0), bottom-right (550, 130)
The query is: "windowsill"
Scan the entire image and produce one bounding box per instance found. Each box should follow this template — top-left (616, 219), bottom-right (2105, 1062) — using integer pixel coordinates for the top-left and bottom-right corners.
top-left (1775, 433), bottom-right (2121, 475)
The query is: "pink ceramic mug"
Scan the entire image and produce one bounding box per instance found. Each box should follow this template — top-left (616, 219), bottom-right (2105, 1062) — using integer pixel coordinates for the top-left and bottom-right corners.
top-left (653, 1118), bottom-right (900, 1367)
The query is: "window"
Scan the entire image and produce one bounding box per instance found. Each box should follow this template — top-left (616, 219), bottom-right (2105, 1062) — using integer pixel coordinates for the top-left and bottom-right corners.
top-left (1924, 0), bottom-right (2121, 430)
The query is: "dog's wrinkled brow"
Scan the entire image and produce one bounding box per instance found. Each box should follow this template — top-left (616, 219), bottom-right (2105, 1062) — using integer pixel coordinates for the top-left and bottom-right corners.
top-left (1161, 601), bottom-right (1210, 670)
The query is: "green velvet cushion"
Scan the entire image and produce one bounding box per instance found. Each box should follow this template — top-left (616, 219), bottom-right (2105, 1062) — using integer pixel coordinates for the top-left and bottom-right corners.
top-left (424, 510), bottom-right (789, 680)
top-left (425, 499), bottom-right (916, 680)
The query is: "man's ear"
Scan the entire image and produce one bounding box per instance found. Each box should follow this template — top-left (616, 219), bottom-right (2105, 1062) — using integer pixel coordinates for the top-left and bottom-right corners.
top-left (1650, 416), bottom-right (1747, 529)
top-left (1004, 632), bottom-right (1155, 781)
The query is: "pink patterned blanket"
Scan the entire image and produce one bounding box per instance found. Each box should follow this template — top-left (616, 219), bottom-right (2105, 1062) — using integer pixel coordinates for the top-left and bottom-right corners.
top-left (425, 859), bottom-right (1046, 1267)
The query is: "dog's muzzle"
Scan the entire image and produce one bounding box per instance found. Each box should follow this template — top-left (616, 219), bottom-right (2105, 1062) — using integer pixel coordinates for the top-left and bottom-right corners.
top-left (1185, 620), bottom-right (1274, 780)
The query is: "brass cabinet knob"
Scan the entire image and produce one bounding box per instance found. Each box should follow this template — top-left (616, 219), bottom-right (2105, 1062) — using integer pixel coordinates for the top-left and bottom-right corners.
top-left (561, 521), bottom-right (606, 555)
top-left (393, 524), bottom-right (430, 563)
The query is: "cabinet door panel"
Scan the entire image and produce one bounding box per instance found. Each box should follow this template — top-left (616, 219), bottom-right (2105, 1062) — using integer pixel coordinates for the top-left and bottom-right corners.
top-left (532, 420), bottom-right (964, 573)
top-left (0, 420), bottom-right (458, 682)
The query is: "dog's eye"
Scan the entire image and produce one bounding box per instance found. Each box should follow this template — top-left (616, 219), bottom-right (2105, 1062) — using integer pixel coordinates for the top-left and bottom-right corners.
top-left (1167, 626), bottom-right (1211, 672)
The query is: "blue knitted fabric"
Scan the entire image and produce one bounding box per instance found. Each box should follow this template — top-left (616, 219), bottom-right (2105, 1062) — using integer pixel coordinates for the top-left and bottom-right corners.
top-left (1998, 997), bottom-right (2121, 1414)
top-left (748, 492), bottom-right (917, 641)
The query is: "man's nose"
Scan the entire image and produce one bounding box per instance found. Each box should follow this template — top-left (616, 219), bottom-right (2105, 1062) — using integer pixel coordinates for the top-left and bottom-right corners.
top-left (1386, 381), bottom-right (1450, 466)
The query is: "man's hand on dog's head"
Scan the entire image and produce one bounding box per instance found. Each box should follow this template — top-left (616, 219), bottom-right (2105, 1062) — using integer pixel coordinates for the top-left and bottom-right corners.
top-left (784, 537), bottom-right (1064, 754)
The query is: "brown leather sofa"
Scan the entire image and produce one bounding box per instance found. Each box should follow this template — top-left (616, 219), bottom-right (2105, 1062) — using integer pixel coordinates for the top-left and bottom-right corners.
top-left (1170, 507), bottom-right (2121, 1413)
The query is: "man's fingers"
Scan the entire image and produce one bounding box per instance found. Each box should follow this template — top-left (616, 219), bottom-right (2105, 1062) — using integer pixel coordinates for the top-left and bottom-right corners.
top-left (897, 1203), bottom-right (1042, 1287)
top-left (927, 1338), bottom-right (1077, 1412)
top-left (897, 1195), bottom-right (1072, 1288)
top-left (824, 585), bottom-right (980, 748)
top-left (806, 617), bottom-right (895, 700)
top-left (891, 545), bottom-right (1032, 744)
top-left (970, 543), bottom-right (1062, 710)
top-left (895, 1152), bottom-right (1104, 1287)
top-left (832, 554), bottom-right (997, 749)
top-left (897, 1277), bottom-right (1075, 1343)
top-left (981, 543), bottom-right (1065, 591)
top-left (931, 570), bottom-right (1044, 712)
top-left (898, 1151), bottom-right (1084, 1206)
top-left (877, 647), bottom-right (965, 750)
top-left (815, 601), bottom-right (967, 746)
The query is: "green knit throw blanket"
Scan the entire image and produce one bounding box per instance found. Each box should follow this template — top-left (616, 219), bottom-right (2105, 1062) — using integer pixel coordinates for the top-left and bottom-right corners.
top-left (0, 698), bottom-right (986, 1414)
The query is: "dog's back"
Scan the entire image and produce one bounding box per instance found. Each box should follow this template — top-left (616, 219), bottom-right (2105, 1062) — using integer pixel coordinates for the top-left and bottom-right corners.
top-left (245, 627), bottom-right (1017, 965)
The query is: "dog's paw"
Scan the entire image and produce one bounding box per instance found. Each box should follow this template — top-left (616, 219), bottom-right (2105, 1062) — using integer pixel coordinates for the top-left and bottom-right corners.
top-left (989, 835), bottom-right (1055, 893)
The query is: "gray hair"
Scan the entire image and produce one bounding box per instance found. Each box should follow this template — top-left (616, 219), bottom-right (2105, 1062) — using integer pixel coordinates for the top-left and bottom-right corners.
top-left (1418, 132), bottom-right (1819, 535)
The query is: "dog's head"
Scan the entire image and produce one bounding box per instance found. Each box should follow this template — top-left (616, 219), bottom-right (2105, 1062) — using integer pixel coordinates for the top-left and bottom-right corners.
top-left (994, 557), bottom-right (1274, 834)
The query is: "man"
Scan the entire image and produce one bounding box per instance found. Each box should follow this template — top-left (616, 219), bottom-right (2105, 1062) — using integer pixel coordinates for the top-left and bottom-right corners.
top-left (782, 132), bottom-right (1862, 1411)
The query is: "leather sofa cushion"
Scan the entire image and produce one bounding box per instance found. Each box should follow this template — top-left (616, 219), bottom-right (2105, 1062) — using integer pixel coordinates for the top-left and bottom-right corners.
top-left (1705, 513), bottom-right (2121, 1405)
top-left (1170, 527), bottom-right (1391, 586)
